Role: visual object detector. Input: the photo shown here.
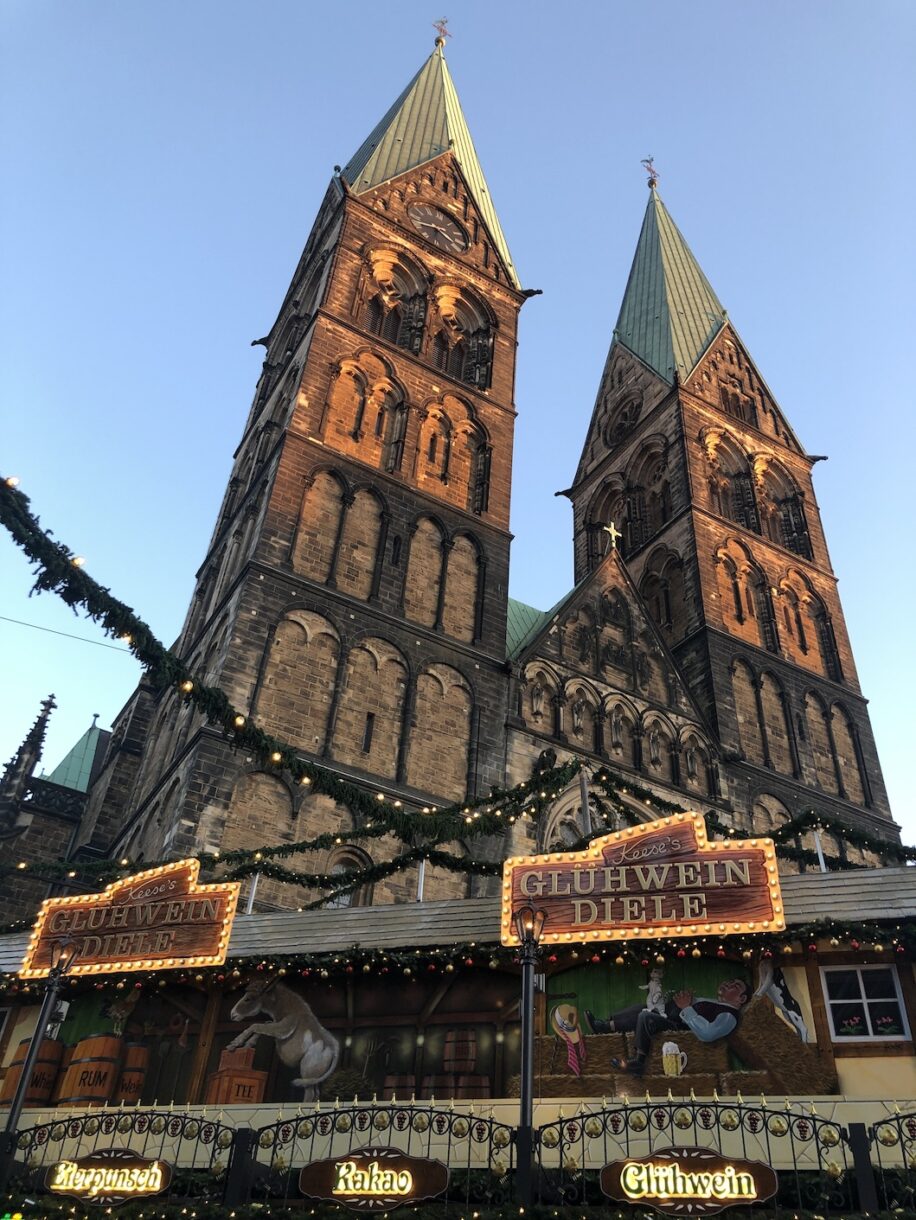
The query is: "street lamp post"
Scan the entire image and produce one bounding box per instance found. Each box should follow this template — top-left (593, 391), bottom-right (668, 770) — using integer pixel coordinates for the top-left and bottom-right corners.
top-left (0, 938), bottom-right (78, 1190)
top-left (513, 903), bottom-right (547, 1207)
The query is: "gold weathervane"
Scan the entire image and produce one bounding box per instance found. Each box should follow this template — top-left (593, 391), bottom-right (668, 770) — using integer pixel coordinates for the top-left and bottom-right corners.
top-left (433, 17), bottom-right (451, 45)
top-left (641, 156), bottom-right (659, 188)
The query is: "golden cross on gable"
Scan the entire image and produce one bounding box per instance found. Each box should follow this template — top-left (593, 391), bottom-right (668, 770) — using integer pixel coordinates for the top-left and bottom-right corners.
top-left (604, 522), bottom-right (622, 550)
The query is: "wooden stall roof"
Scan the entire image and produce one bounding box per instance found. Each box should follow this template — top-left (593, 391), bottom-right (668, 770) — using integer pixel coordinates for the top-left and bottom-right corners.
top-left (1, 867), bottom-right (914, 974)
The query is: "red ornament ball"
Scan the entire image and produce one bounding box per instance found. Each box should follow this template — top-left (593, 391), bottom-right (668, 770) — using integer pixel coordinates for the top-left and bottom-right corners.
top-left (716, 948), bottom-right (726, 959)
top-left (134, 982), bottom-right (143, 990)
top-left (676, 949), bottom-right (686, 959)
top-left (345, 965), bottom-right (354, 974)
top-left (547, 954), bottom-right (558, 964)
top-left (640, 959), bottom-right (649, 967)
top-left (590, 954), bottom-right (601, 964)
top-left (464, 958), bottom-right (474, 967)
top-left (808, 943), bottom-right (817, 953)
top-left (850, 939), bottom-right (860, 950)
top-left (897, 946), bottom-right (906, 954)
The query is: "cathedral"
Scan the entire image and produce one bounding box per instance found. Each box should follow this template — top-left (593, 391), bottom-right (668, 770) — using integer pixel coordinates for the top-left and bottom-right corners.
top-left (0, 36), bottom-right (898, 922)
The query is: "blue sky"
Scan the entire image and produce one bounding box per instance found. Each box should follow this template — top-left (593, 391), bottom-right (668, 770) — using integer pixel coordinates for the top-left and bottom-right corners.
top-left (2, 1), bottom-right (914, 834)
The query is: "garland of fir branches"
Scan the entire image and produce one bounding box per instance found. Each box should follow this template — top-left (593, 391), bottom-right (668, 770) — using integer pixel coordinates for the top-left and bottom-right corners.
top-left (0, 475), bottom-right (908, 911)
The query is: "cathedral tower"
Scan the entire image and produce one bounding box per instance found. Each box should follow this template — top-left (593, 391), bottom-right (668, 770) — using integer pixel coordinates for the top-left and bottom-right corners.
top-left (78, 40), bottom-right (525, 902)
top-left (568, 179), bottom-right (895, 841)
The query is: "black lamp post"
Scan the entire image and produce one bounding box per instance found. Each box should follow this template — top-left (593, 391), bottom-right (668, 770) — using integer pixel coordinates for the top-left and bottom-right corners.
top-left (513, 903), bottom-right (547, 1207)
top-left (0, 937), bottom-right (78, 1190)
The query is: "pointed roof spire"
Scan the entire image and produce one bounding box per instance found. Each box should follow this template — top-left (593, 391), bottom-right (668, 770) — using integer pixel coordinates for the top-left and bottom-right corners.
top-left (44, 715), bottom-right (108, 793)
top-left (0, 694), bottom-right (55, 822)
top-left (613, 182), bottom-right (727, 383)
top-left (341, 40), bottom-right (519, 287)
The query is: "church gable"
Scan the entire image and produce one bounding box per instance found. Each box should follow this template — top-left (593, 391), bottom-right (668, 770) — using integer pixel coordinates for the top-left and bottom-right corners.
top-left (512, 552), bottom-right (718, 799)
top-left (685, 325), bottom-right (805, 455)
top-left (355, 152), bottom-right (517, 291)
top-left (572, 342), bottom-right (671, 488)
top-left (516, 550), bottom-right (705, 724)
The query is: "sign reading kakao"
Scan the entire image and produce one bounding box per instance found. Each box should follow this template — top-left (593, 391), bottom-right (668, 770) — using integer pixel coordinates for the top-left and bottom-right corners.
top-left (501, 811), bottom-right (784, 945)
top-left (601, 1146), bottom-right (778, 1216)
top-left (20, 859), bottom-right (240, 978)
top-left (300, 1147), bottom-right (449, 1212)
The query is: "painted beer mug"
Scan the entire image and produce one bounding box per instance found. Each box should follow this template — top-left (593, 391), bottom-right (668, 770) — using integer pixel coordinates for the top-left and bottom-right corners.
top-left (662, 1041), bottom-right (687, 1077)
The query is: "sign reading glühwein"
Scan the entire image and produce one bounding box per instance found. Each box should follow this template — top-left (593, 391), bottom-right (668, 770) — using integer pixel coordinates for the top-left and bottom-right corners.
top-left (20, 859), bottom-right (240, 978)
top-left (600, 1146), bottom-right (778, 1216)
top-left (501, 811), bottom-right (784, 946)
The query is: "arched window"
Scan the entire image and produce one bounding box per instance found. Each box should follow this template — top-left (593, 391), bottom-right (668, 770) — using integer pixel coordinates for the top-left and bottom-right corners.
top-left (471, 442), bottom-right (491, 514)
top-left (779, 571), bottom-right (842, 681)
top-left (432, 285), bottom-right (493, 389)
top-left (640, 548), bottom-right (688, 642)
top-left (605, 397), bottom-right (641, 446)
top-left (366, 295), bottom-right (384, 336)
top-left (704, 432), bottom-right (760, 533)
top-left (383, 404), bottom-right (408, 472)
top-left (758, 461), bottom-right (812, 559)
top-left (715, 539), bottom-right (776, 652)
top-left (325, 847), bottom-right (373, 909)
top-left (587, 477), bottom-right (627, 567)
top-left (364, 249), bottom-right (429, 354)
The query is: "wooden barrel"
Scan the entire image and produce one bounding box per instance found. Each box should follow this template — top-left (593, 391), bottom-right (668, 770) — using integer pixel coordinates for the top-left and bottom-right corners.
top-left (0, 1038), bottom-right (63, 1106)
top-left (443, 1028), bottom-right (477, 1073)
top-left (380, 1074), bottom-right (416, 1100)
top-left (112, 1043), bottom-right (148, 1105)
top-left (51, 1046), bottom-right (75, 1105)
top-left (455, 1073), bottom-right (491, 1099)
top-left (56, 1034), bottom-right (122, 1107)
top-left (420, 1074), bottom-right (454, 1099)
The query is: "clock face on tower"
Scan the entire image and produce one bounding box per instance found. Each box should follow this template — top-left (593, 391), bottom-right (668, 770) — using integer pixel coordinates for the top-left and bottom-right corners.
top-left (406, 203), bottom-right (469, 253)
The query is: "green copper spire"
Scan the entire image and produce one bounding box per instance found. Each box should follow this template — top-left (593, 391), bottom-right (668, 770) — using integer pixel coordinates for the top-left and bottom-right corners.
top-left (614, 185), bottom-right (727, 383)
top-left (341, 40), bottom-right (519, 288)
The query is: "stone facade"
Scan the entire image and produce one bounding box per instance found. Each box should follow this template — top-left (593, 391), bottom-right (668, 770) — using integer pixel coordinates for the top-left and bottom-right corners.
top-left (0, 50), bottom-right (899, 924)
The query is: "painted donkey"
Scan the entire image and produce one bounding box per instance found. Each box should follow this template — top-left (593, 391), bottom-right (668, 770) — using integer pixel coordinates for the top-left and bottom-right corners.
top-left (228, 977), bottom-right (340, 1100)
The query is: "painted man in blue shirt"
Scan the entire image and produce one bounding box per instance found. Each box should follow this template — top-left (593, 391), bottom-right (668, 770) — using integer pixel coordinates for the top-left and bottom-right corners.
top-left (585, 977), bottom-right (749, 1077)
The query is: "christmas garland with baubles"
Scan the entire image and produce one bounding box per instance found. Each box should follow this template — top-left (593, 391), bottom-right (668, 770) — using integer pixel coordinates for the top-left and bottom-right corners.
top-left (0, 474), bottom-right (911, 917)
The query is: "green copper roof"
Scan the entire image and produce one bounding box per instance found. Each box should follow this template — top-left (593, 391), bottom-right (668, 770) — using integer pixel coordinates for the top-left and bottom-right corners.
top-left (507, 598), bottom-right (551, 659)
top-left (614, 187), bottom-right (727, 383)
top-left (44, 722), bottom-right (105, 793)
top-left (342, 44), bottom-right (519, 288)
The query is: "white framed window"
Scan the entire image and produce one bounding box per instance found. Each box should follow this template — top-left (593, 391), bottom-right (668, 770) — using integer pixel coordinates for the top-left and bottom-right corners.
top-left (820, 965), bottom-right (910, 1041)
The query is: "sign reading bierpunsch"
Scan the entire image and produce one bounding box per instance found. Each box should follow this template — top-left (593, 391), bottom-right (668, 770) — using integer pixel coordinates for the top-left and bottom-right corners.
top-left (46, 1149), bottom-right (172, 1206)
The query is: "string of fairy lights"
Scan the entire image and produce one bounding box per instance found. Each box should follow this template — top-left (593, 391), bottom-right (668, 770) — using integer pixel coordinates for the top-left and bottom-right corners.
top-left (0, 472), bottom-right (913, 997)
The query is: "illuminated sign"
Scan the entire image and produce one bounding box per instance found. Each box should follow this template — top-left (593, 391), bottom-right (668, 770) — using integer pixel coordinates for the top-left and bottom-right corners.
top-left (501, 811), bottom-right (784, 945)
top-left (601, 1147), bottom-right (778, 1216)
top-left (20, 859), bottom-right (240, 978)
top-left (46, 1149), bottom-right (172, 1206)
top-left (300, 1147), bottom-right (449, 1212)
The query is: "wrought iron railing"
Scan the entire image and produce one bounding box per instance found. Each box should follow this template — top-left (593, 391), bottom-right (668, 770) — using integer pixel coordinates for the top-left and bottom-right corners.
top-left (1, 1100), bottom-right (901, 1212)
top-left (535, 1097), bottom-right (856, 1213)
top-left (252, 1102), bottom-right (516, 1209)
top-left (7, 1108), bottom-right (235, 1203)
top-left (869, 1109), bottom-right (916, 1212)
